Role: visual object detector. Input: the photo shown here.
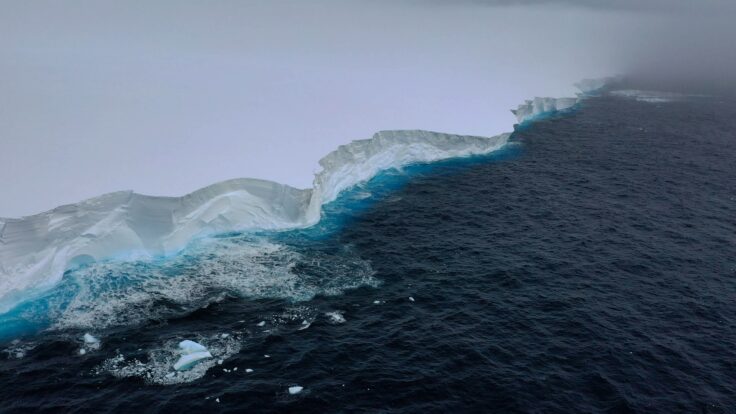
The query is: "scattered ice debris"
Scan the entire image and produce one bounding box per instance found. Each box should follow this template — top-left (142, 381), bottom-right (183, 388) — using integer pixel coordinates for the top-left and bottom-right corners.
top-left (246, 368), bottom-right (254, 373)
top-left (174, 340), bottom-right (212, 371)
top-left (325, 311), bottom-right (346, 324)
top-left (409, 297), bottom-right (415, 302)
top-left (3, 340), bottom-right (37, 360)
top-left (257, 321), bottom-right (266, 327)
top-left (96, 335), bottom-right (242, 385)
top-left (218, 359), bottom-right (224, 365)
top-left (298, 320), bottom-right (312, 330)
top-left (79, 349), bottom-right (87, 356)
top-left (220, 333), bottom-right (230, 339)
top-left (289, 385), bottom-right (304, 395)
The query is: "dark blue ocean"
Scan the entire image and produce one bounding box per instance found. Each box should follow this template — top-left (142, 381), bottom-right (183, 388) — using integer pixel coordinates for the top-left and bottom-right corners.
top-left (1, 92), bottom-right (735, 413)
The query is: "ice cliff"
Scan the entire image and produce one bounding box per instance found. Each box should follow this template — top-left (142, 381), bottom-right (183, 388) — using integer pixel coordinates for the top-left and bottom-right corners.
top-left (0, 130), bottom-right (508, 312)
top-left (511, 76), bottom-right (619, 124)
top-left (0, 78), bottom-right (615, 312)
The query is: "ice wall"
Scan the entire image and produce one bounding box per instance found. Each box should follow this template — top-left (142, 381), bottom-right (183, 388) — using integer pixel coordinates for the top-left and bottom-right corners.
top-left (0, 130), bottom-right (508, 312)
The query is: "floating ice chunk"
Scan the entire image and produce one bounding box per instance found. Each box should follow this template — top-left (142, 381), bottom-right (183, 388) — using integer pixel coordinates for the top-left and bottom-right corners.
top-left (246, 368), bottom-right (254, 373)
top-left (325, 311), bottom-right (346, 324)
top-left (79, 348), bottom-right (86, 355)
top-left (179, 340), bottom-right (208, 354)
top-left (174, 340), bottom-right (212, 371)
top-left (298, 320), bottom-right (312, 330)
top-left (174, 351), bottom-right (213, 371)
top-left (215, 398), bottom-right (220, 403)
top-left (220, 333), bottom-right (229, 339)
top-left (264, 354), bottom-right (270, 358)
top-left (165, 372), bottom-right (175, 379)
top-left (257, 321), bottom-right (266, 327)
top-left (83, 333), bottom-right (99, 345)
top-left (289, 386), bottom-right (304, 395)
top-left (217, 359), bottom-right (223, 365)
top-left (408, 296), bottom-right (415, 302)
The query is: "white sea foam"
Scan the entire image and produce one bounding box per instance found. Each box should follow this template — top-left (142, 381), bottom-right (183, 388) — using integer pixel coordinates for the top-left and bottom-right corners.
top-left (609, 89), bottom-right (704, 103)
top-left (97, 334), bottom-right (241, 385)
top-left (47, 236), bottom-right (376, 331)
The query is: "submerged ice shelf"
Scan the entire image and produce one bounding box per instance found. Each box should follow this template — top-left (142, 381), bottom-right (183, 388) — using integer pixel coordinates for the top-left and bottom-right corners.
top-left (0, 78), bottom-right (613, 313)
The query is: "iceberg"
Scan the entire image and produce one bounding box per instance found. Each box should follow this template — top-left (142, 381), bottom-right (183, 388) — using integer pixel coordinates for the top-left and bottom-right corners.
top-left (0, 78), bottom-right (615, 313)
top-left (511, 97), bottom-right (579, 124)
top-left (511, 76), bottom-right (620, 125)
top-left (0, 130), bottom-right (508, 312)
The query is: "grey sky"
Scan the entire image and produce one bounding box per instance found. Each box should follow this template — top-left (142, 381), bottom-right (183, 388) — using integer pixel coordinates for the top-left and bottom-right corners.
top-left (1, 0), bottom-right (733, 217)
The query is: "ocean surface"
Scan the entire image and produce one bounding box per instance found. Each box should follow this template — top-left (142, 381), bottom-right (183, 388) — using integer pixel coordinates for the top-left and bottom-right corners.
top-left (1, 92), bottom-right (735, 413)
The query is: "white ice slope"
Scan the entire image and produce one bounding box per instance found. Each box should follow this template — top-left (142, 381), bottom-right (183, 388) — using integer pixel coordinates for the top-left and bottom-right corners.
top-left (0, 130), bottom-right (509, 312)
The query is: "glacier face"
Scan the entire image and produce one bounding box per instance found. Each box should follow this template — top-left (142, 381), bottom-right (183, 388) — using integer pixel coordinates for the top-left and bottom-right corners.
top-left (0, 130), bottom-right (508, 312)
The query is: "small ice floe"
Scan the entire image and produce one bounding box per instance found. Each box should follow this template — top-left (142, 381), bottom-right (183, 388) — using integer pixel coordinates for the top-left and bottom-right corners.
top-left (79, 333), bottom-right (100, 355)
top-left (174, 340), bottom-right (212, 371)
top-left (84, 333), bottom-right (99, 345)
top-left (289, 385), bottom-right (304, 395)
top-left (325, 311), bottom-right (346, 324)
top-left (246, 368), bottom-right (254, 373)
top-left (257, 321), bottom-right (266, 327)
top-left (217, 359), bottom-right (224, 365)
top-left (264, 354), bottom-right (271, 358)
top-left (215, 398), bottom-right (220, 403)
top-left (220, 333), bottom-right (229, 339)
top-left (82, 333), bottom-right (101, 350)
top-left (408, 296), bottom-right (415, 302)
top-left (298, 320), bottom-right (312, 330)
top-left (373, 300), bottom-right (383, 305)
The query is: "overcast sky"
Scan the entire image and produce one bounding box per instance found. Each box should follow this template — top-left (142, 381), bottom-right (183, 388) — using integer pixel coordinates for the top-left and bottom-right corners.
top-left (1, 0), bottom-right (734, 217)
